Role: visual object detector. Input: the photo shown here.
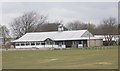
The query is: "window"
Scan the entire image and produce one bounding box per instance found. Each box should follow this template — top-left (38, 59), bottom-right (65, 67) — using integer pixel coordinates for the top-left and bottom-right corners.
top-left (55, 41), bottom-right (63, 45)
top-left (15, 43), bottom-right (19, 46)
top-left (31, 42), bottom-right (35, 45)
top-left (55, 42), bottom-right (59, 45)
top-left (26, 42), bottom-right (30, 46)
top-left (41, 42), bottom-right (45, 45)
top-left (21, 43), bottom-right (25, 46)
top-left (36, 42), bottom-right (40, 45)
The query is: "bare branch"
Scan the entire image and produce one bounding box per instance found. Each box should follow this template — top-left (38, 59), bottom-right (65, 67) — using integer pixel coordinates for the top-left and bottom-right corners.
top-left (10, 11), bottom-right (47, 38)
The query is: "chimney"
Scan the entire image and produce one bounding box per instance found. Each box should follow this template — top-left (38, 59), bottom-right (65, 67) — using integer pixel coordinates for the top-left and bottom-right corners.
top-left (58, 24), bottom-right (64, 32)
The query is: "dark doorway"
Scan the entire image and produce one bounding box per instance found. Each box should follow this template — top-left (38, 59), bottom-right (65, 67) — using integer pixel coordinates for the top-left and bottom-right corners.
top-left (83, 40), bottom-right (87, 47)
top-left (65, 41), bottom-right (72, 48)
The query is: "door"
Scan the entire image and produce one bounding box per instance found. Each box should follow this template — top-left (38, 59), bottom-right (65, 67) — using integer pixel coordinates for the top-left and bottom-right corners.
top-left (65, 41), bottom-right (72, 48)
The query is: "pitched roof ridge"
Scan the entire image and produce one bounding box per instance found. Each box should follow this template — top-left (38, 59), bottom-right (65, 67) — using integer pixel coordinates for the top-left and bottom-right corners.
top-left (26, 29), bottom-right (88, 34)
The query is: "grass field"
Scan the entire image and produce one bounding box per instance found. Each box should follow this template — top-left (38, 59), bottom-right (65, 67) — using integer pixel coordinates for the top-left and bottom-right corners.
top-left (0, 45), bottom-right (2, 70)
top-left (2, 46), bottom-right (118, 69)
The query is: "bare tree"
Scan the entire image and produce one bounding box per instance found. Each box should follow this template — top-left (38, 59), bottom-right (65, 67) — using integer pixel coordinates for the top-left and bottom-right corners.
top-left (66, 21), bottom-right (87, 30)
top-left (96, 17), bottom-right (117, 35)
top-left (66, 21), bottom-right (96, 34)
top-left (11, 11), bottom-right (47, 38)
top-left (0, 25), bottom-right (11, 49)
top-left (0, 25), bottom-right (10, 45)
top-left (36, 22), bottom-right (68, 32)
top-left (38, 23), bottom-right (59, 32)
top-left (96, 17), bottom-right (118, 45)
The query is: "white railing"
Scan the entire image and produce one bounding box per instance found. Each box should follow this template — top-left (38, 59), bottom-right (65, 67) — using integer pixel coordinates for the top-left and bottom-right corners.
top-left (78, 44), bottom-right (83, 48)
top-left (15, 45), bottom-right (66, 48)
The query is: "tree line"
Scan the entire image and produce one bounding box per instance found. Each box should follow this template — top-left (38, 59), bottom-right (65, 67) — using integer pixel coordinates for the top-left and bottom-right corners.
top-left (1, 11), bottom-right (119, 40)
top-left (67, 17), bottom-right (118, 35)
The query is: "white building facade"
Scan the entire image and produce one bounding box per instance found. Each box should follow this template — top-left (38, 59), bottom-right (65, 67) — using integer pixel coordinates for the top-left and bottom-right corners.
top-left (12, 29), bottom-right (103, 49)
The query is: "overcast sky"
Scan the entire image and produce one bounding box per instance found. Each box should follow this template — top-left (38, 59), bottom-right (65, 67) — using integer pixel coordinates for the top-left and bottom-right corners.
top-left (1, 2), bottom-right (118, 29)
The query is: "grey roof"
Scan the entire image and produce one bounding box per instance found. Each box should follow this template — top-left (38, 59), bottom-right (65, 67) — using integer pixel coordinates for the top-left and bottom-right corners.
top-left (13, 30), bottom-right (102, 42)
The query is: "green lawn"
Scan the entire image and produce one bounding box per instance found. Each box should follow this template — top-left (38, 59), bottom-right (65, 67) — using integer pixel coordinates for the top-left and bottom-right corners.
top-left (0, 45), bottom-right (2, 70)
top-left (2, 46), bottom-right (118, 69)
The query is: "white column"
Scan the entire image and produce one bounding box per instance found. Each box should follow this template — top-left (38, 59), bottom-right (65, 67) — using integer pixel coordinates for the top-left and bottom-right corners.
top-left (40, 42), bottom-right (41, 45)
top-left (35, 42), bottom-right (36, 46)
top-left (29, 42), bottom-right (31, 46)
top-left (19, 43), bottom-right (21, 46)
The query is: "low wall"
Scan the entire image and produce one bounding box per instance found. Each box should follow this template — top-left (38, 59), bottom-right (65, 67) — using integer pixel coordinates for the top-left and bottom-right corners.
top-left (15, 45), bottom-right (66, 48)
top-left (87, 39), bottom-right (103, 47)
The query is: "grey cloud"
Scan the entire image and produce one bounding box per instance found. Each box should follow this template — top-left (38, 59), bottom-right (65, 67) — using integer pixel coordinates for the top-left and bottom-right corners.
top-left (2, 2), bottom-right (118, 27)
